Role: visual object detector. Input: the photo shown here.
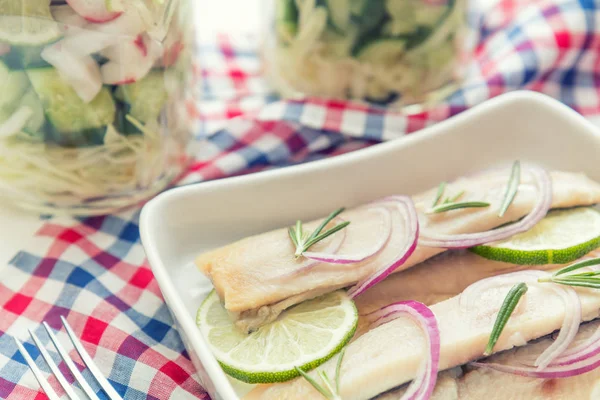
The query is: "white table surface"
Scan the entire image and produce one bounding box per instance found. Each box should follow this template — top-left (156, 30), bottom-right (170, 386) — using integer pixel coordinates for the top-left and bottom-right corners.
top-left (0, 0), bottom-right (598, 271)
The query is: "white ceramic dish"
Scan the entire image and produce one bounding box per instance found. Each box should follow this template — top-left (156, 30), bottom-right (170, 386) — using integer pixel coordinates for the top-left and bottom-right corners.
top-left (140, 91), bottom-right (600, 400)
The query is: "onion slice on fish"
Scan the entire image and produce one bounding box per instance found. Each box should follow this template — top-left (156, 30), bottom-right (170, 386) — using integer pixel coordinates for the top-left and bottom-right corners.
top-left (367, 301), bottom-right (440, 400)
top-left (419, 165), bottom-right (552, 249)
top-left (303, 206), bottom-right (393, 264)
top-left (465, 270), bottom-right (584, 373)
top-left (348, 196), bottom-right (419, 299)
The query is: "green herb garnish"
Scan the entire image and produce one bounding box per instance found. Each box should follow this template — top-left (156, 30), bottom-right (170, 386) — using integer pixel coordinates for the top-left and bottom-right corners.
top-left (432, 182), bottom-right (446, 207)
top-left (485, 282), bottom-right (528, 356)
top-left (428, 201), bottom-right (491, 214)
top-left (445, 190), bottom-right (465, 203)
top-left (288, 208), bottom-right (350, 258)
top-left (295, 348), bottom-right (345, 400)
top-left (537, 257), bottom-right (600, 289)
top-left (498, 161), bottom-right (521, 217)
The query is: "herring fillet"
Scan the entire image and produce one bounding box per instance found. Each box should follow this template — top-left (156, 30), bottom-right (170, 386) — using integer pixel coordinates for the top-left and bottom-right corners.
top-left (196, 170), bottom-right (600, 330)
top-left (377, 321), bottom-right (600, 400)
top-left (244, 275), bottom-right (600, 400)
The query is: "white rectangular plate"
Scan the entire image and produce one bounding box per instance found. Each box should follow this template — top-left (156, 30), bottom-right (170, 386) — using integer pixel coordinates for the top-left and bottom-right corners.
top-left (140, 91), bottom-right (600, 400)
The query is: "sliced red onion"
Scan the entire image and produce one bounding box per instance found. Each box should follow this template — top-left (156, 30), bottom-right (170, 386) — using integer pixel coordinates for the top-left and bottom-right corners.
top-left (41, 44), bottom-right (102, 103)
top-left (419, 166), bottom-right (552, 249)
top-left (303, 206), bottom-right (392, 264)
top-left (551, 324), bottom-right (600, 366)
top-left (65, 0), bottom-right (122, 23)
top-left (0, 107), bottom-right (33, 138)
top-left (460, 270), bottom-right (582, 369)
top-left (534, 285), bottom-right (581, 369)
top-left (347, 196), bottom-right (419, 299)
top-left (471, 351), bottom-right (600, 379)
top-left (367, 301), bottom-right (440, 400)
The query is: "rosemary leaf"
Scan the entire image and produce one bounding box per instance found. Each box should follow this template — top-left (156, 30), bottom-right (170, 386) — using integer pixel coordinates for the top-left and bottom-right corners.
top-left (553, 257), bottom-right (600, 276)
top-left (335, 348), bottom-right (345, 395)
top-left (295, 367), bottom-right (333, 399)
top-left (305, 221), bottom-right (351, 250)
top-left (308, 208), bottom-right (345, 243)
top-left (548, 278), bottom-right (600, 290)
top-left (498, 161), bottom-right (521, 217)
top-left (288, 226), bottom-right (299, 247)
top-left (428, 201), bottom-right (491, 214)
top-left (448, 190), bottom-right (465, 203)
top-left (432, 182), bottom-right (446, 207)
top-left (319, 371), bottom-right (336, 398)
top-left (485, 282), bottom-right (528, 356)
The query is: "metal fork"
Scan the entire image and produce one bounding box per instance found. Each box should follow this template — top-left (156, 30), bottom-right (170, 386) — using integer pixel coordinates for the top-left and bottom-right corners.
top-left (15, 316), bottom-right (123, 400)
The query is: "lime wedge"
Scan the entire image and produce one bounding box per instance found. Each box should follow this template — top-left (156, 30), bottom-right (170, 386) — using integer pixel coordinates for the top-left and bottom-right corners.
top-left (0, 0), bottom-right (61, 45)
top-left (196, 290), bottom-right (358, 384)
top-left (470, 207), bottom-right (600, 265)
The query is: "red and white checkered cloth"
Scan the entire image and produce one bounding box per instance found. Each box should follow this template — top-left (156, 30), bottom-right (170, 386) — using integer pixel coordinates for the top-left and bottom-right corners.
top-left (1, 0), bottom-right (600, 398)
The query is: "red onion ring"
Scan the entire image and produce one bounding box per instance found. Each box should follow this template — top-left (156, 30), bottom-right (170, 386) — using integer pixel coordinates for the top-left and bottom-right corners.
top-left (551, 325), bottom-right (600, 366)
top-left (460, 270), bottom-right (581, 369)
top-left (303, 206), bottom-right (392, 264)
top-left (419, 166), bottom-right (552, 249)
top-left (348, 196), bottom-right (419, 299)
top-left (367, 301), bottom-right (440, 400)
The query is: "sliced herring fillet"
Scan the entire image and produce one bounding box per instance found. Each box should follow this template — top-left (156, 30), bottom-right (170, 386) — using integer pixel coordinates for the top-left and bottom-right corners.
top-left (244, 272), bottom-right (600, 400)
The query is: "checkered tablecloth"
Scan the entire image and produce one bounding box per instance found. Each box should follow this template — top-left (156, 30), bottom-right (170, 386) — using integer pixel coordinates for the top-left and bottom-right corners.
top-left (1, 0), bottom-right (600, 398)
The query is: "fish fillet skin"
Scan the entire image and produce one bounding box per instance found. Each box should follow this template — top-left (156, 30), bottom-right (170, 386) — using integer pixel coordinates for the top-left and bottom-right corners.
top-left (377, 321), bottom-right (600, 400)
top-left (196, 170), bottom-right (600, 325)
top-left (244, 274), bottom-right (600, 400)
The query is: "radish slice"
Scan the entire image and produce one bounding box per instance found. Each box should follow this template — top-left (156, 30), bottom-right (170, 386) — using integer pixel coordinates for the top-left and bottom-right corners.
top-left (0, 43), bottom-right (10, 56)
top-left (0, 107), bottom-right (33, 138)
top-left (303, 206), bottom-right (392, 264)
top-left (367, 301), bottom-right (440, 400)
top-left (65, 0), bottom-right (122, 23)
top-left (41, 43), bottom-right (102, 103)
top-left (100, 34), bottom-right (162, 84)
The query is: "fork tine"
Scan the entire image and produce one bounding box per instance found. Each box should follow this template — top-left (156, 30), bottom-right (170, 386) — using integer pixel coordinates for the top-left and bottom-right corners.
top-left (43, 322), bottom-right (100, 400)
top-left (14, 338), bottom-right (61, 400)
top-left (61, 316), bottom-right (123, 400)
top-left (29, 329), bottom-right (82, 400)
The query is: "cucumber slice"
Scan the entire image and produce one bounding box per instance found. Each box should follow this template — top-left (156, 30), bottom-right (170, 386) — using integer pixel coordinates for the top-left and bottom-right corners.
top-left (349, 0), bottom-right (386, 32)
top-left (26, 67), bottom-right (115, 146)
top-left (276, 0), bottom-right (298, 43)
top-left (114, 70), bottom-right (167, 123)
top-left (0, 0), bottom-right (61, 45)
top-left (470, 208), bottom-right (600, 265)
top-left (325, 0), bottom-right (350, 32)
top-left (356, 39), bottom-right (406, 65)
top-left (1, 44), bottom-right (50, 69)
top-left (0, 60), bottom-right (29, 114)
top-left (19, 89), bottom-right (45, 135)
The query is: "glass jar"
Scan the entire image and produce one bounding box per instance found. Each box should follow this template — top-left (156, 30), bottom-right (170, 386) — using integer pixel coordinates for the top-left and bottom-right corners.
top-left (0, 0), bottom-right (195, 215)
top-left (263, 0), bottom-right (474, 108)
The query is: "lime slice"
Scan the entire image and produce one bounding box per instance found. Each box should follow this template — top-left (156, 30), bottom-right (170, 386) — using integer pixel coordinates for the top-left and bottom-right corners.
top-left (0, 0), bottom-right (61, 45)
top-left (196, 290), bottom-right (358, 384)
top-left (470, 207), bottom-right (600, 265)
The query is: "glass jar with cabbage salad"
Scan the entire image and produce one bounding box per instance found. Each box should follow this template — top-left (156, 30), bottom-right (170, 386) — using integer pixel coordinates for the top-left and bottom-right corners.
top-left (264, 0), bottom-right (473, 107)
top-left (0, 0), bottom-right (195, 215)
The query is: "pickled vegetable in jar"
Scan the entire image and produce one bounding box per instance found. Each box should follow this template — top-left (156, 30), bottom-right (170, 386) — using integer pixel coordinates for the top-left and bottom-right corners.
top-left (264, 0), bottom-right (473, 107)
top-left (0, 0), bottom-right (195, 215)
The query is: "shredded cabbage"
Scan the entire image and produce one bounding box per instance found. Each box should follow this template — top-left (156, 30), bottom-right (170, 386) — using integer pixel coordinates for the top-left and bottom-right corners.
top-left (266, 0), bottom-right (473, 106)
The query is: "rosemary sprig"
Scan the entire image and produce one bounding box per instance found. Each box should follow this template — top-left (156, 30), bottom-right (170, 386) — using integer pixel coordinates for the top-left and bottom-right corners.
top-left (485, 282), bottom-right (528, 356)
top-left (432, 182), bottom-right (446, 207)
top-left (295, 348), bottom-right (345, 400)
top-left (288, 208), bottom-right (350, 258)
top-left (498, 161), bottom-right (521, 217)
top-left (445, 190), bottom-right (465, 203)
top-left (537, 257), bottom-right (600, 289)
top-left (427, 201), bottom-right (491, 214)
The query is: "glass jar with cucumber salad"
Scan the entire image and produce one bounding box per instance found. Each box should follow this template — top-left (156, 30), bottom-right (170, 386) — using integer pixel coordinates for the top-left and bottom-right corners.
top-left (264, 0), bottom-right (474, 107)
top-left (0, 0), bottom-right (195, 215)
